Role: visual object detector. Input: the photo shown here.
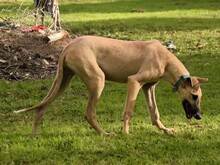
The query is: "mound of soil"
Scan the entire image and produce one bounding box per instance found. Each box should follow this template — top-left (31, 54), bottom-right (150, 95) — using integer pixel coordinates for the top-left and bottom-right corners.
top-left (0, 28), bottom-right (73, 81)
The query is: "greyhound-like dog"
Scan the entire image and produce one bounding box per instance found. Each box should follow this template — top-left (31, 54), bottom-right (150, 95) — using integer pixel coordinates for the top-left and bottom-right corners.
top-left (14, 36), bottom-right (208, 136)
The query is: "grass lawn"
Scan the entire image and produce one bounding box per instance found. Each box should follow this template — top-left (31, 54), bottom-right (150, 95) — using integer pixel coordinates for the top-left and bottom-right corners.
top-left (0, 0), bottom-right (220, 164)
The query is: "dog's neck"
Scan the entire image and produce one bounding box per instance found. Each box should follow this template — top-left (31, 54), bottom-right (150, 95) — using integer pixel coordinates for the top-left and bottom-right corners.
top-left (162, 55), bottom-right (189, 90)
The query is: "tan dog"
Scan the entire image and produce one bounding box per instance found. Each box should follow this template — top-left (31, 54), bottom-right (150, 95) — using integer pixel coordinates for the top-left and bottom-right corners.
top-left (14, 36), bottom-right (208, 136)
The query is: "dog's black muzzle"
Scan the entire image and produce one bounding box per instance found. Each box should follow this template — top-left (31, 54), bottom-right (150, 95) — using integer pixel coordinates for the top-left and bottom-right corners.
top-left (182, 100), bottom-right (202, 120)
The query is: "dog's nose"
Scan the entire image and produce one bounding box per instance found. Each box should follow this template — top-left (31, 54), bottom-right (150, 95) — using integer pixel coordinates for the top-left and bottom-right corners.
top-left (194, 113), bottom-right (202, 120)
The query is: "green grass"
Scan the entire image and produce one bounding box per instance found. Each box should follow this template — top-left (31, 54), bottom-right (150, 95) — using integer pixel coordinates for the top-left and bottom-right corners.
top-left (1, 0), bottom-right (220, 164)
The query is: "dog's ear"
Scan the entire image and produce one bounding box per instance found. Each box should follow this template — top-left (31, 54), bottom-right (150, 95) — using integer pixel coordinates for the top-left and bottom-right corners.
top-left (196, 77), bottom-right (208, 83)
top-left (182, 77), bottom-right (193, 88)
top-left (182, 77), bottom-right (208, 90)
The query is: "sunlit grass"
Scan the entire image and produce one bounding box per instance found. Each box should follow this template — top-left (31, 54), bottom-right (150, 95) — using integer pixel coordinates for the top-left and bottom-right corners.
top-left (62, 9), bottom-right (219, 22)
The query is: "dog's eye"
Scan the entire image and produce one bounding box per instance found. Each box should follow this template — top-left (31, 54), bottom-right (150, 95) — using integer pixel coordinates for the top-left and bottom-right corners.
top-left (192, 94), bottom-right (198, 101)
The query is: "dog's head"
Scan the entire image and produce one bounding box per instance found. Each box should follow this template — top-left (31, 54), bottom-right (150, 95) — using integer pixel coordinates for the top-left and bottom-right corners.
top-left (178, 76), bottom-right (208, 120)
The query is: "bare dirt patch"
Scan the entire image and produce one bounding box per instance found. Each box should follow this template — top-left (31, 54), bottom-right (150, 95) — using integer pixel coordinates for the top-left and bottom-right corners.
top-left (0, 28), bottom-right (73, 81)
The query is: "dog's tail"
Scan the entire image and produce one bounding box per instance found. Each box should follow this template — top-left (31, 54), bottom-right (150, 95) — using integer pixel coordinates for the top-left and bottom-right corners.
top-left (13, 50), bottom-right (66, 114)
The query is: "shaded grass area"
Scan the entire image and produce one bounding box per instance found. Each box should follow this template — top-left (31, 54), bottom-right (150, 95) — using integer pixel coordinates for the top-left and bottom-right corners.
top-left (66, 17), bottom-right (220, 34)
top-left (1, 0), bottom-right (220, 164)
top-left (59, 0), bottom-right (220, 13)
top-left (1, 0), bottom-right (219, 12)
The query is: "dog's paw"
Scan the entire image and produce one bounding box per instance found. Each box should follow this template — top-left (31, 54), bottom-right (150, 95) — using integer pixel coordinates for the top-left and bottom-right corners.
top-left (104, 132), bottom-right (117, 136)
top-left (163, 127), bottom-right (176, 135)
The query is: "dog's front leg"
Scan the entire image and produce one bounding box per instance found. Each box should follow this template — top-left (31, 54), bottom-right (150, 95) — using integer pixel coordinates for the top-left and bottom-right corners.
top-left (142, 84), bottom-right (175, 134)
top-left (122, 76), bottom-right (142, 134)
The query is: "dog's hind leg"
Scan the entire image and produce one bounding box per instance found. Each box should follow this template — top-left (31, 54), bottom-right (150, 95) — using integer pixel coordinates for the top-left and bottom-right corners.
top-left (81, 67), bottom-right (109, 135)
top-left (84, 76), bottom-right (107, 135)
top-left (32, 105), bottom-right (48, 136)
top-left (32, 67), bottom-right (74, 136)
top-left (65, 50), bottom-right (109, 135)
top-left (142, 84), bottom-right (175, 134)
